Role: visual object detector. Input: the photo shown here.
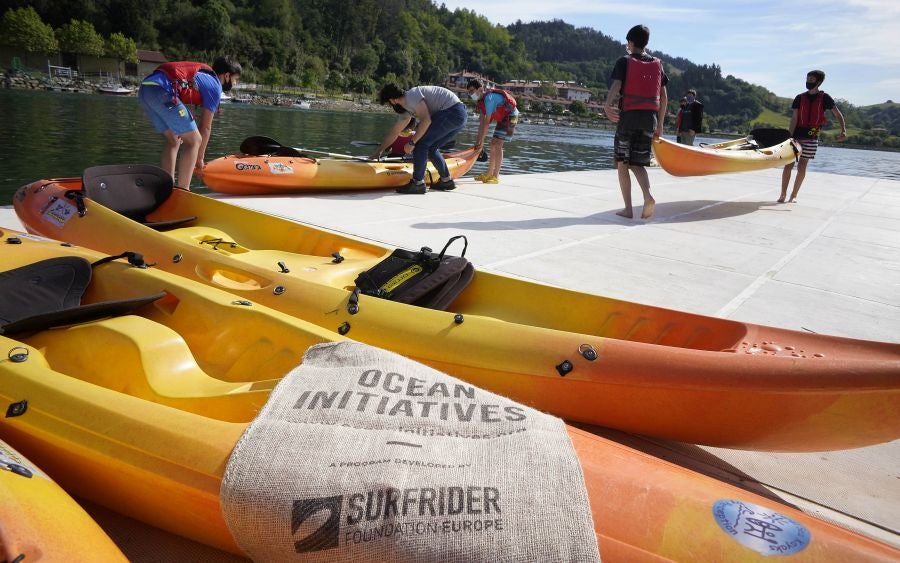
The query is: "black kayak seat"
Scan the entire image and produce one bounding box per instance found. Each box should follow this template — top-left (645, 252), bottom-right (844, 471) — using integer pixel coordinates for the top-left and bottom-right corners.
top-left (748, 128), bottom-right (791, 149)
top-left (0, 256), bottom-right (164, 335)
top-left (82, 164), bottom-right (196, 230)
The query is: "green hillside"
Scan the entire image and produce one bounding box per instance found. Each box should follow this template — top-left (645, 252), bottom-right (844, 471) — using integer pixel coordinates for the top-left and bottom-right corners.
top-left (2, 2), bottom-right (896, 146)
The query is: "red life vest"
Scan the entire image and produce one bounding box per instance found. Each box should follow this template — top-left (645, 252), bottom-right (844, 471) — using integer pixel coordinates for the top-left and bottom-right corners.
top-left (621, 56), bottom-right (662, 111)
top-left (476, 89), bottom-right (517, 121)
top-left (155, 61), bottom-right (216, 105)
top-left (798, 92), bottom-right (827, 128)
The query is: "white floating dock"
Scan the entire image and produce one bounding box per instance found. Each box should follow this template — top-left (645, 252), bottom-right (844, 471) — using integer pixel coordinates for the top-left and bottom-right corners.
top-left (1, 165), bottom-right (897, 552)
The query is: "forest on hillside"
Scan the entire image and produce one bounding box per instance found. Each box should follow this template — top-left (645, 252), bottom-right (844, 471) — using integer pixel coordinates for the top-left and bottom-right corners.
top-left (2, 0), bottom-right (897, 146)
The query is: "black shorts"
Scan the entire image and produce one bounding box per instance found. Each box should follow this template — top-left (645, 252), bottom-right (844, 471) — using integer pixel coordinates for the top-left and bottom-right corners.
top-left (614, 128), bottom-right (653, 166)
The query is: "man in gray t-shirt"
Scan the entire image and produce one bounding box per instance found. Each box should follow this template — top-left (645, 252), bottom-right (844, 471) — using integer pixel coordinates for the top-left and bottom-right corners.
top-left (373, 84), bottom-right (468, 194)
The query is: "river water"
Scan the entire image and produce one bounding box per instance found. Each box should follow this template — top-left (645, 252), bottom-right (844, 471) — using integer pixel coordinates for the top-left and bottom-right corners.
top-left (1, 88), bottom-right (897, 204)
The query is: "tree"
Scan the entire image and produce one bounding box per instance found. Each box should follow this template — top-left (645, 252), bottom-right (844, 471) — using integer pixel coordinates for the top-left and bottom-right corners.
top-left (569, 100), bottom-right (588, 116)
top-left (56, 19), bottom-right (104, 58)
top-left (0, 6), bottom-right (58, 54)
top-left (260, 66), bottom-right (284, 91)
top-left (105, 32), bottom-right (138, 65)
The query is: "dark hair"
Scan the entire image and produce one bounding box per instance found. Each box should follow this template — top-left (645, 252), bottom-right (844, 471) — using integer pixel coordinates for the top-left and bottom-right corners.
top-left (807, 70), bottom-right (825, 84)
top-left (467, 78), bottom-right (483, 90)
top-left (212, 56), bottom-right (242, 75)
top-left (378, 83), bottom-right (405, 105)
top-left (625, 25), bottom-right (650, 49)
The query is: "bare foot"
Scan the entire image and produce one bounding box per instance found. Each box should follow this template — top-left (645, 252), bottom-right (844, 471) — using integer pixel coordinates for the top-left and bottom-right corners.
top-left (641, 199), bottom-right (656, 219)
top-left (616, 209), bottom-right (633, 219)
top-left (777, 197), bottom-right (785, 203)
top-left (789, 198), bottom-right (797, 203)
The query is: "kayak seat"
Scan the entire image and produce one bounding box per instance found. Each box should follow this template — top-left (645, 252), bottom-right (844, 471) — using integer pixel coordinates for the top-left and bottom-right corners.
top-left (23, 315), bottom-right (279, 422)
top-left (82, 164), bottom-right (197, 230)
top-left (748, 128), bottom-right (791, 149)
top-left (0, 256), bottom-right (164, 335)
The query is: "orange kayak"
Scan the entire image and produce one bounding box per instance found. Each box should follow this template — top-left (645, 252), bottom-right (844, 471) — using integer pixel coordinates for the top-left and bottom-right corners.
top-left (654, 136), bottom-right (800, 176)
top-left (0, 232), bottom-right (894, 560)
top-left (202, 148), bottom-right (479, 194)
top-left (12, 174), bottom-right (900, 451)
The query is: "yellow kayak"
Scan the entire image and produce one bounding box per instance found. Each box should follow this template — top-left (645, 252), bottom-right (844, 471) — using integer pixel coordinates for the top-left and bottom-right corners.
top-left (0, 229), bottom-right (896, 560)
top-left (12, 171), bottom-right (900, 451)
top-left (202, 145), bottom-right (480, 194)
top-left (1, 437), bottom-right (126, 561)
top-left (654, 136), bottom-right (799, 176)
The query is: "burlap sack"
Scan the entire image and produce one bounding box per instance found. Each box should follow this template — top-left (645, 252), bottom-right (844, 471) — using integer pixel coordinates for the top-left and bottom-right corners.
top-left (221, 342), bottom-right (599, 562)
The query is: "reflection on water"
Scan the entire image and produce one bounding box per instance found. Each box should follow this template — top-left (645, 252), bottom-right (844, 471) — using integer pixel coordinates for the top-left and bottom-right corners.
top-left (0, 88), bottom-right (897, 205)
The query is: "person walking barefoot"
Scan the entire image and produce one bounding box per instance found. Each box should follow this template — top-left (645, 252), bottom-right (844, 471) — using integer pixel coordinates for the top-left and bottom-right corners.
top-left (779, 70), bottom-right (847, 203)
top-left (603, 24), bottom-right (668, 219)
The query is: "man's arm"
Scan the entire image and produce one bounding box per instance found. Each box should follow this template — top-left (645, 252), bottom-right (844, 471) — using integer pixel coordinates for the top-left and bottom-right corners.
top-left (195, 109), bottom-right (215, 169)
top-left (831, 106), bottom-right (848, 141)
top-left (656, 86), bottom-right (667, 138)
top-left (603, 80), bottom-right (622, 123)
top-left (474, 114), bottom-right (490, 148)
top-left (788, 108), bottom-right (799, 137)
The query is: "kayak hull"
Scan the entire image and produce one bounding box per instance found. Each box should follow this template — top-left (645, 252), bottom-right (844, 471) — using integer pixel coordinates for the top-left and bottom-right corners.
top-left (653, 136), bottom-right (800, 176)
top-left (0, 235), bottom-right (895, 560)
top-left (0, 437), bottom-right (126, 561)
top-left (11, 182), bottom-right (900, 451)
top-left (202, 148), bottom-right (479, 194)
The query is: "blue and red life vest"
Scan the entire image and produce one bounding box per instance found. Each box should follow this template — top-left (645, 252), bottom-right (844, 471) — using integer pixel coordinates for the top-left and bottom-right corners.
top-left (798, 92), bottom-right (827, 129)
top-left (621, 56), bottom-right (662, 111)
top-left (476, 89), bottom-right (517, 121)
top-left (155, 61), bottom-right (216, 105)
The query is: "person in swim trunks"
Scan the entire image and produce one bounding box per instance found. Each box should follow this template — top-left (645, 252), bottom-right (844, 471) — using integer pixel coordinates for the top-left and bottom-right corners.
top-left (603, 24), bottom-right (668, 219)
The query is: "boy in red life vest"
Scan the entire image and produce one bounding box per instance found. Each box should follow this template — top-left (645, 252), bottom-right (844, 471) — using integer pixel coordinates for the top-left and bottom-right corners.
top-left (603, 24), bottom-right (668, 219)
top-left (138, 57), bottom-right (242, 191)
top-left (779, 70), bottom-right (847, 203)
top-left (467, 79), bottom-right (519, 184)
top-left (387, 118), bottom-right (416, 157)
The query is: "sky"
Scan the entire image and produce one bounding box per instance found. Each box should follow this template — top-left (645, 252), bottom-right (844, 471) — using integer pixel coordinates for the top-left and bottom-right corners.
top-left (437, 0), bottom-right (899, 107)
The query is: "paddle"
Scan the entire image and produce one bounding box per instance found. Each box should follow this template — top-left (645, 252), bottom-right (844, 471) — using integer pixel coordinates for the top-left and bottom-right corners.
top-left (240, 136), bottom-right (406, 161)
top-left (350, 139), bottom-right (459, 151)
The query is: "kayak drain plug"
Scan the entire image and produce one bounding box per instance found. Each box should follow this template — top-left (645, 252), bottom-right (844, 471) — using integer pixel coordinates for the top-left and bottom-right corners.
top-left (347, 288), bottom-right (360, 315)
top-left (454, 314), bottom-right (464, 324)
top-left (556, 360), bottom-right (573, 377)
top-left (338, 322), bottom-right (351, 335)
top-left (579, 344), bottom-right (598, 361)
top-left (5, 400), bottom-right (27, 418)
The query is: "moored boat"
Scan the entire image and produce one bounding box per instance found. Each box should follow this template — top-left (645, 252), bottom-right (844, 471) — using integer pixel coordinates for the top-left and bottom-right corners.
top-left (0, 228), bottom-right (896, 560)
top-left (12, 166), bottom-right (900, 452)
top-left (96, 83), bottom-right (133, 96)
top-left (653, 135), bottom-right (799, 176)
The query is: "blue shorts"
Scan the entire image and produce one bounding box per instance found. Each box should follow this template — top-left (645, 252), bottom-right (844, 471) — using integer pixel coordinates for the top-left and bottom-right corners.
top-left (138, 84), bottom-right (197, 136)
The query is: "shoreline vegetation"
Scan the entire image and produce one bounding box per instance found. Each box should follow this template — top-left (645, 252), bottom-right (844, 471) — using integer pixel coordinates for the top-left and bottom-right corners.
top-left (4, 70), bottom-right (891, 151)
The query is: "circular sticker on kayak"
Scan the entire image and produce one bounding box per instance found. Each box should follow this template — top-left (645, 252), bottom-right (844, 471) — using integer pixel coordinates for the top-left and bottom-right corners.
top-left (713, 500), bottom-right (810, 556)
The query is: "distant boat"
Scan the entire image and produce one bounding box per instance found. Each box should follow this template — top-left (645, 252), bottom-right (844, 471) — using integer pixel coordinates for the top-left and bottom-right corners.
top-left (292, 99), bottom-right (311, 110)
top-left (232, 94), bottom-right (253, 104)
top-left (96, 83), bottom-right (133, 96)
top-left (220, 93), bottom-right (233, 103)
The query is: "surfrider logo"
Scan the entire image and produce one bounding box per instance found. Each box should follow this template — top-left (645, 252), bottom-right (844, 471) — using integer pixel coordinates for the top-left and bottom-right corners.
top-left (293, 487), bottom-right (504, 552)
top-left (292, 495), bottom-right (343, 553)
